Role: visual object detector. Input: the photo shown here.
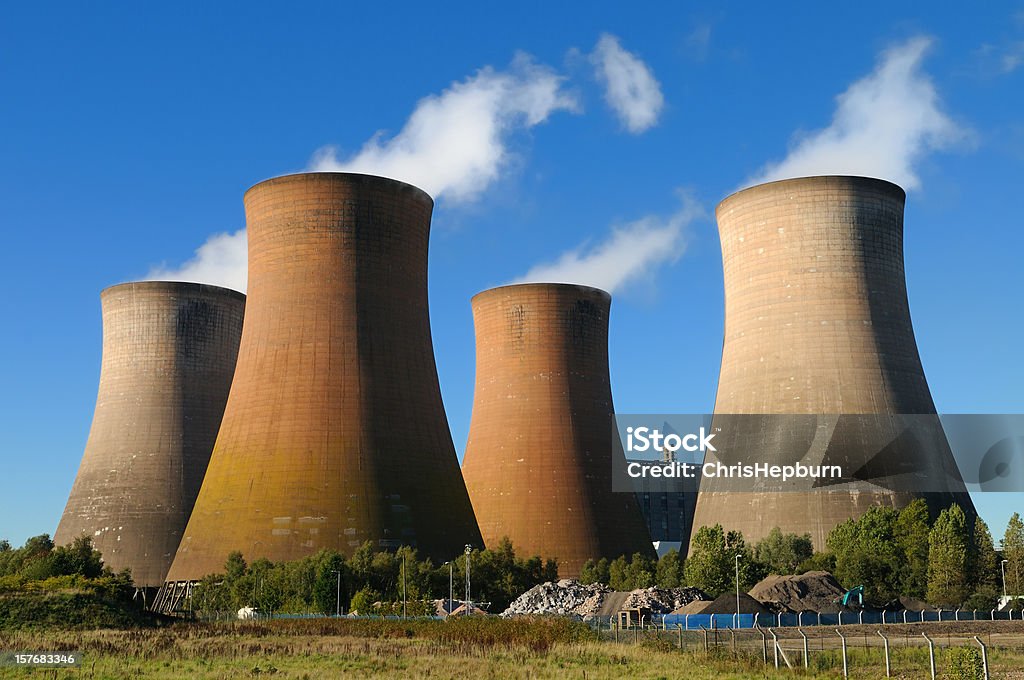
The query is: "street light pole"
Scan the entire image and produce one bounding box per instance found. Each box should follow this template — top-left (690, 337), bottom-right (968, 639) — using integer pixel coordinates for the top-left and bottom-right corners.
top-left (735, 554), bottom-right (742, 627)
top-left (465, 544), bottom-right (472, 616)
top-left (445, 561), bottom-right (453, 618)
top-left (332, 569), bottom-right (341, 617)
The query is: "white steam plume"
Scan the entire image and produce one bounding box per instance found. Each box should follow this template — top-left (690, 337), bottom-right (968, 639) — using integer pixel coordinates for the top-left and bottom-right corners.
top-left (147, 229), bottom-right (248, 293)
top-left (149, 53), bottom-right (578, 292)
top-left (511, 190), bottom-right (704, 294)
top-left (748, 37), bottom-right (968, 191)
top-left (310, 52), bottom-right (578, 201)
top-left (590, 33), bottom-right (664, 134)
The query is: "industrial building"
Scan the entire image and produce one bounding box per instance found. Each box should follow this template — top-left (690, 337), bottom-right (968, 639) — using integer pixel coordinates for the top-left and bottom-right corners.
top-left (55, 281), bottom-right (244, 587)
top-left (461, 283), bottom-right (655, 577)
top-left (691, 176), bottom-right (975, 548)
top-left (164, 173), bottom-right (481, 583)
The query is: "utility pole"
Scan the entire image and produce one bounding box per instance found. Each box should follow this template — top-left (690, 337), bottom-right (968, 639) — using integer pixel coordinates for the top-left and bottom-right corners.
top-left (402, 553), bottom-right (407, 620)
top-left (465, 544), bottom-right (472, 616)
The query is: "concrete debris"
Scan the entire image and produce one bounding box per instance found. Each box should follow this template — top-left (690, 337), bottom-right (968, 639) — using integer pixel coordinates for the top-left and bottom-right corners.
top-left (502, 580), bottom-right (709, 618)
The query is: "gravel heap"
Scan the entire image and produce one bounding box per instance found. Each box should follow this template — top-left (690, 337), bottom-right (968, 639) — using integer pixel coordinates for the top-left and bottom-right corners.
top-left (502, 580), bottom-right (709, 618)
top-left (748, 571), bottom-right (848, 613)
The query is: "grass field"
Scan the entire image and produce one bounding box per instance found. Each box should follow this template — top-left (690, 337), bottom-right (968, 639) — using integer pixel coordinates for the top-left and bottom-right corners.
top-left (0, 618), bottom-right (1022, 679)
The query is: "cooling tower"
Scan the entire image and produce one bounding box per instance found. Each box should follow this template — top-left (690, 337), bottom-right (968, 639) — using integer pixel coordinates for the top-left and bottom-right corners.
top-left (461, 283), bottom-right (655, 577)
top-left (55, 281), bottom-right (244, 587)
top-left (691, 175), bottom-right (974, 548)
top-left (164, 172), bottom-right (481, 582)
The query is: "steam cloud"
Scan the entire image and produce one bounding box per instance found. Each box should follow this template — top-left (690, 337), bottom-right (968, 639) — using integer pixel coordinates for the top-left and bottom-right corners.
top-left (311, 53), bottom-right (578, 201)
top-left (147, 229), bottom-right (248, 293)
top-left (511, 190), bottom-right (704, 294)
top-left (149, 53), bottom-right (579, 292)
top-left (749, 37), bottom-right (968, 191)
top-left (590, 33), bottom-right (664, 134)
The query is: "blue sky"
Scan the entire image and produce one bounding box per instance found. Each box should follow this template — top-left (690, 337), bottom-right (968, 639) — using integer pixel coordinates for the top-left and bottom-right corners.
top-left (1, 2), bottom-right (1022, 547)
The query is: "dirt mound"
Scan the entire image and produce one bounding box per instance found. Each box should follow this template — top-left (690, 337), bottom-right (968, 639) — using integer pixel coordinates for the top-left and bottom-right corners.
top-left (673, 592), bottom-right (770, 615)
top-left (748, 571), bottom-right (848, 613)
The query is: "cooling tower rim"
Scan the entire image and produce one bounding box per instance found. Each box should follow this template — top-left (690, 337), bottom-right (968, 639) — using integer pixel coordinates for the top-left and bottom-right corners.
top-left (471, 282), bottom-right (611, 304)
top-left (243, 171), bottom-right (434, 207)
top-left (717, 175), bottom-right (906, 216)
top-left (101, 280), bottom-right (246, 301)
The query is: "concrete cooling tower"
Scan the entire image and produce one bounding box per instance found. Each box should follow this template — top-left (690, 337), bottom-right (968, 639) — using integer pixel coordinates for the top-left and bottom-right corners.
top-left (164, 172), bottom-right (481, 583)
top-left (55, 281), bottom-right (244, 587)
top-left (461, 283), bottom-right (655, 577)
top-left (691, 175), bottom-right (975, 548)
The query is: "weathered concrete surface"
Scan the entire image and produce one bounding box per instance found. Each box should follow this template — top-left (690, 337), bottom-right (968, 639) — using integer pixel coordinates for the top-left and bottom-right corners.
top-left (56, 281), bottom-right (244, 587)
top-left (165, 172), bottom-right (481, 581)
top-left (462, 283), bottom-right (655, 577)
top-left (691, 176), bottom-right (975, 548)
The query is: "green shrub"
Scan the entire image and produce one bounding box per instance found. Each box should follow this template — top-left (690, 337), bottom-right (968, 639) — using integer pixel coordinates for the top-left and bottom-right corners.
top-left (947, 646), bottom-right (984, 680)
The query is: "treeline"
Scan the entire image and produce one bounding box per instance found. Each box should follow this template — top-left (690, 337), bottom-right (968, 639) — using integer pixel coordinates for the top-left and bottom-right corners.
top-left (191, 537), bottom-right (557, 615)
top-left (0, 534), bottom-right (133, 599)
top-left (579, 504), bottom-right (1024, 610)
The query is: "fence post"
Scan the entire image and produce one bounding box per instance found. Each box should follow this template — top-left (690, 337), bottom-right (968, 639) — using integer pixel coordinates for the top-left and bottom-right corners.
top-left (729, 629), bottom-right (736, 653)
top-left (938, 609), bottom-right (943, 622)
top-left (701, 626), bottom-right (708, 652)
top-left (685, 613), bottom-right (689, 630)
top-left (877, 630), bottom-right (890, 678)
top-left (838, 610), bottom-right (843, 626)
top-left (921, 610), bottom-right (925, 623)
top-left (678, 623), bottom-right (683, 649)
top-left (798, 611), bottom-right (803, 627)
top-left (858, 610), bottom-right (863, 625)
top-left (881, 610), bottom-right (885, 625)
top-left (955, 608), bottom-right (960, 621)
top-left (923, 632), bottom-right (936, 680)
top-left (755, 624), bottom-right (767, 665)
top-left (768, 628), bottom-right (780, 669)
top-left (974, 635), bottom-right (990, 680)
top-left (836, 628), bottom-right (848, 679)
top-left (990, 608), bottom-right (996, 621)
top-left (799, 628), bottom-right (809, 669)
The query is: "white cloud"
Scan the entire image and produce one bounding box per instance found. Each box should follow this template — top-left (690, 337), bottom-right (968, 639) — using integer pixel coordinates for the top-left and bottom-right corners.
top-left (590, 33), bottom-right (665, 134)
top-left (310, 52), bottom-right (578, 202)
top-left (749, 37), bottom-right (969, 191)
top-left (511, 190), bottom-right (704, 294)
top-left (150, 53), bottom-right (578, 291)
top-left (147, 229), bottom-right (247, 293)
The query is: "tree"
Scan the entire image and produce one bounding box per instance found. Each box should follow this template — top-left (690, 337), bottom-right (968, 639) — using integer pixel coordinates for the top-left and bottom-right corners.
top-left (1004, 513), bottom-right (1024, 597)
top-left (349, 586), bottom-right (381, 615)
top-left (927, 504), bottom-right (970, 607)
top-left (827, 507), bottom-right (902, 603)
top-left (579, 558), bottom-right (610, 585)
top-left (971, 516), bottom-right (999, 591)
top-left (754, 528), bottom-right (813, 575)
top-left (656, 550), bottom-right (684, 588)
top-left (684, 525), bottom-right (760, 596)
top-left (894, 499), bottom-right (931, 598)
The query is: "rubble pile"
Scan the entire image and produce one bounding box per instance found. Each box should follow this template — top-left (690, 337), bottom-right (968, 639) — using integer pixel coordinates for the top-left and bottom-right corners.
top-left (621, 587), bottom-right (709, 613)
top-left (503, 580), bottom-right (710, 617)
top-left (502, 579), bottom-right (611, 617)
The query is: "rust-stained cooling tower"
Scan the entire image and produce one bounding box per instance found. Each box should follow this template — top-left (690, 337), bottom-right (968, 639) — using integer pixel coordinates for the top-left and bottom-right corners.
top-left (691, 176), bottom-right (974, 548)
top-left (461, 283), bottom-right (655, 577)
top-left (165, 173), bottom-right (481, 582)
top-left (55, 281), bottom-right (244, 587)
